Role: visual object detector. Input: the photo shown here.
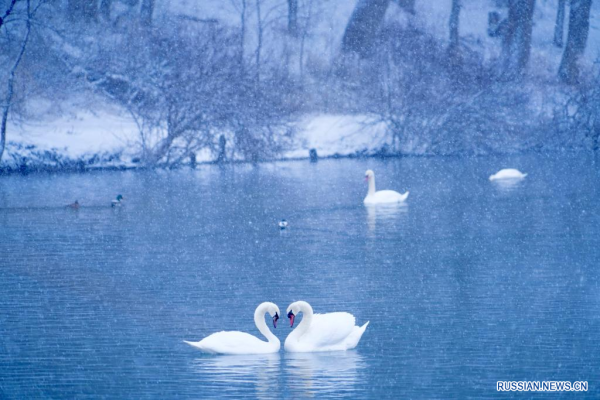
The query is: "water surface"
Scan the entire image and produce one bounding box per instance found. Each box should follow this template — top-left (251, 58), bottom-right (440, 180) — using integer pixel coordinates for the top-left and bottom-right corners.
top-left (1, 154), bottom-right (599, 398)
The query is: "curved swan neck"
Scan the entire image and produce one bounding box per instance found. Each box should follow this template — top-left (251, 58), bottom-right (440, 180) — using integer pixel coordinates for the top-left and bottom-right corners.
top-left (368, 175), bottom-right (376, 195)
top-left (293, 301), bottom-right (313, 338)
top-left (254, 303), bottom-right (279, 344)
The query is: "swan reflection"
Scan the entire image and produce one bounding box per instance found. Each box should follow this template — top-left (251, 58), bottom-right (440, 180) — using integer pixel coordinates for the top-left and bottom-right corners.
top-left (285, 351), bottom-right (366, 397)
top-left (190, 353), bottom-right (281, 399)
top-left (366, 203), bottom-right (408, 233)
top-left (490, 178), bottom-right (525, 193)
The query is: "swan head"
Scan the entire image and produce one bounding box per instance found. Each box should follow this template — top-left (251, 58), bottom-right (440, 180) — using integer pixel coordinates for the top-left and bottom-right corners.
top-left (365, 169), bottom-right (374, 182)
top-left (265, 303), bottom-right (281, 329)
top-left (286, 302), bottom-right (305, 327)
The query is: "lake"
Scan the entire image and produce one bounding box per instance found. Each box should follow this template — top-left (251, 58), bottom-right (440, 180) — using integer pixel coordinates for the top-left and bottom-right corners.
top-left (1, 154), bottom-right (599, 398)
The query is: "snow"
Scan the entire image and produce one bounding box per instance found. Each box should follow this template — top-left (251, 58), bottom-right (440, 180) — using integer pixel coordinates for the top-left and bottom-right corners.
top-left (3, 108), bottom-right (390, 169)
top-left (8, 108), bottom-right (137, 159)
top-left (286, 115), bottom-right (388, 159)
top-left (2, 0), bottom-right (600, 170)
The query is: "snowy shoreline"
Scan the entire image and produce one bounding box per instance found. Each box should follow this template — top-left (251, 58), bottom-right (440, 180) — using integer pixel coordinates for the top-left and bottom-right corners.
top-left (0, 109), bottom-right (589, 174)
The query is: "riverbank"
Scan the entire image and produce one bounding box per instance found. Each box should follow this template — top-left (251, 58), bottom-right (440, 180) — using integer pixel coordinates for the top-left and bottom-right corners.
top-left (1, 107), bottom-right (592, 175)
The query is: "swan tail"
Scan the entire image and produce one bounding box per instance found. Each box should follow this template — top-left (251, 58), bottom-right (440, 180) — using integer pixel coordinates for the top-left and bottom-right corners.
top-left (345, 321), bottom-right (369, 350)
top-left (183, 340), bottom-right (204, 350)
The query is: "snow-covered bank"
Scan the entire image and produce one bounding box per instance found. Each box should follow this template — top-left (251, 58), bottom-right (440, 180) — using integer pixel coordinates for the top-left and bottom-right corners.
top-left (0, 107), bottom-right (588, 174)
top-left (2, 111), bottom-right (388, 171)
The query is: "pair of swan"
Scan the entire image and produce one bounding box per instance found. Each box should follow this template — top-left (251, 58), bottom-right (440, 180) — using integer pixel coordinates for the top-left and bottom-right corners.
top-left (184, 301), bottom-right (369, 355)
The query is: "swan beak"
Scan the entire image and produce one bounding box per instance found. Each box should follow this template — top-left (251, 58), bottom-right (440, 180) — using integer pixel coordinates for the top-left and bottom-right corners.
top-left (287, 310), bottom-right (295, 327)
top-left (272, 312), bottom-right (279, 329)
top-left (364, 176), bottom-right (369, 182)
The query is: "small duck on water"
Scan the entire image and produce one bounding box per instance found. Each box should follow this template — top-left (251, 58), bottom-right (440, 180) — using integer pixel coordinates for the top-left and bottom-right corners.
top-left (278, 219), bottom-right (288, 230)
top-left (111, 194), bottom-right (124, 207)
top-left (67, 200), bottom-right (80, 209)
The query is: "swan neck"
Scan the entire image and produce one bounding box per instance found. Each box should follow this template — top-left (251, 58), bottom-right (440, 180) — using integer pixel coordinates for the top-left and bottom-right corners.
top-left (254, 303), bottom-right (279, 345)
top-left (294, 302), bottom-right (313, 338)
top-left (368, 176), bottom-right (376, 195)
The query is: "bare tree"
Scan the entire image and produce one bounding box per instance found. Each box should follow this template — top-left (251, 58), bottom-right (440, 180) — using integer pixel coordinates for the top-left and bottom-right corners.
top-left (553, 0), bottom-right (566, 47)
top-left (501, 0), bottom-right (535, 78)
top-left (342, 0), bottom-right (391, 58)
top-left (287, 0), bottom-right (297, 36)
top-left (448, 0), bottom-right (461, 57)
top-left (0, 0), bottom-right (19, 29)
top-left (1, 0), bottom-right (32, 162)
top-left (559, 0), bottom-right (592, 84)
top-left (255, 0), bottom-right (262, 81)
top-left (140, 0), bottom-right (154, 26)
top-left (299, 0), bottom-right (314, 79)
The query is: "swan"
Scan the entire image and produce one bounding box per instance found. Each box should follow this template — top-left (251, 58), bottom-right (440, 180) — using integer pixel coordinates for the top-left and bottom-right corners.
top-left (284, 301), bottom-right (369, 353)
top-left (364, 170), bottom-right (409, 205)
top-left (184, 302), bottom-right (281, 354)
top-left (489, 169), bottom-right (527, 181)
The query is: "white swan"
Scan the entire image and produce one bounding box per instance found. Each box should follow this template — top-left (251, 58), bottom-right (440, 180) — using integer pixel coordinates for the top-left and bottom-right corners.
top-left (284, 301), bottom-right (369, 353)
top-left (489, 169), bottom-right (527, 181)
top-left (184, 302), bottom-right (281, 354)
top-left (364, 170), bottom-right (409, 205)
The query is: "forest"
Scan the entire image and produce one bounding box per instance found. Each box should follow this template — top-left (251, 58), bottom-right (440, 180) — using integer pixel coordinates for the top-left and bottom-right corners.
top-left (0, 0), bottom-right (598, 170)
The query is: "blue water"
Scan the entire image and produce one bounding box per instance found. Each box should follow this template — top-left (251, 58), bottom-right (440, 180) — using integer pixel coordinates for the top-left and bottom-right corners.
top-left (1, 155), bottom-right (599, 398)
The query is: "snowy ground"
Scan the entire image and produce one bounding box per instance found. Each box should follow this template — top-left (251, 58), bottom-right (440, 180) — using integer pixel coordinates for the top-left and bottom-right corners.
top-left (2, 0), bottom-right (599, 170)
top-left (2, 107), bottom-right (391, 170)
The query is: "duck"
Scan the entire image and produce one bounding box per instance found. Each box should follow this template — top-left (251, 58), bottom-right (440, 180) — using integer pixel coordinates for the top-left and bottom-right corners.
top-left (364, 170), bottom-right (409, 205)
top-left (111, 194), bottom-right (124, 207)
top-left (279, 219), bottom-right (289, 229)
top-left (67, 200), bottom-right (80, 209)
top-left (489, 169), bottom-right (527, 181)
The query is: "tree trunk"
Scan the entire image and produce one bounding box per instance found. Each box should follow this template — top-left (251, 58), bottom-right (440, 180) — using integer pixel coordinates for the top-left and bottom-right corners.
top-left (287, 0), bottom-right (298, 36)
top-left (448, 0), bottom-right (461, 55)
top-left (553, 0), bottom-right (566, 47)
top-left (1, 0), bottom-right (31, 162)
top-left (140, 0), bottom-right (154, 26)
top-left (342, 0), bottom-right (391, 58)
top-left (501, 0), bottom-right (535, 78)
top-left (100, 0), bottom-right (111, 21)
top-left (559, 0), bottom-right (592, 84)
top-left (240, 0), bottom-right (247, 70)
top-left (255, 0), bottom-right (262, 81)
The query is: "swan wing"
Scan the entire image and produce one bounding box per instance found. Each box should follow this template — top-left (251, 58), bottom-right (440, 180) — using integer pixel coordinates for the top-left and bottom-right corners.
top-left (365, 190), bottom-right (409, 204)
top-left (343, 321), bottom-right (369, 349)
top-left (302, 312), bottom-right (357, 347)
top-left (185, 331), bottom-right (273, 355)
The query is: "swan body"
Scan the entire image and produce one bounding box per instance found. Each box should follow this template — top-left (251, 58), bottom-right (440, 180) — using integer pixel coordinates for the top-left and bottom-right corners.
top-left (284, 301), bottom-right (369, 353)
top-left (184, 302), bottom-right (281, 355)
top-left (364, 170), bottom-right (408, 205)
top-left (489, 169), bottom-right (527, 181)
